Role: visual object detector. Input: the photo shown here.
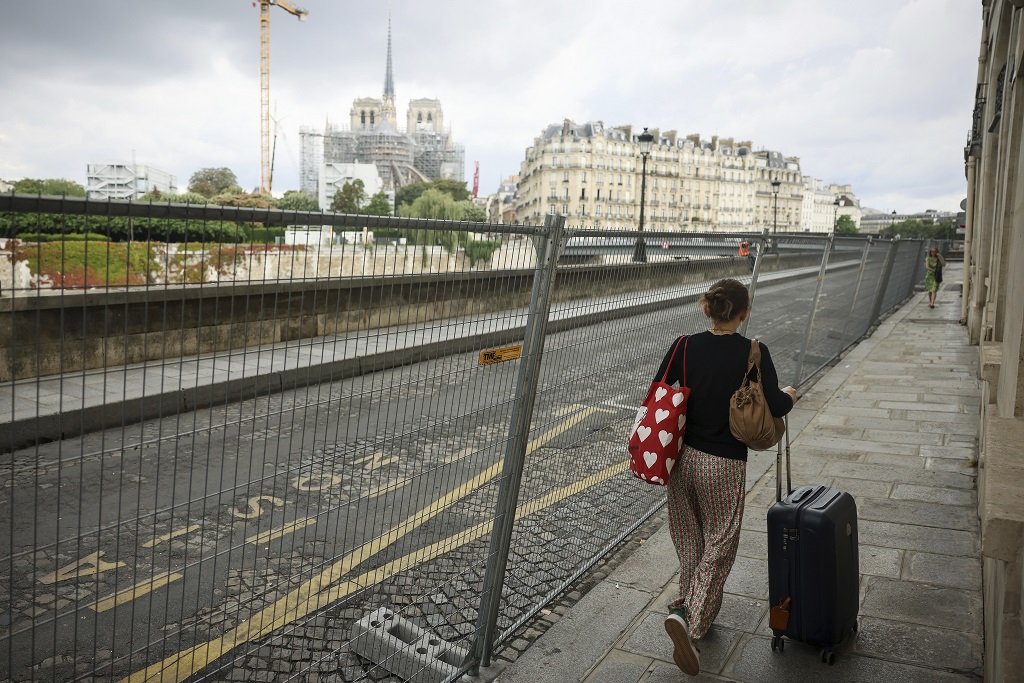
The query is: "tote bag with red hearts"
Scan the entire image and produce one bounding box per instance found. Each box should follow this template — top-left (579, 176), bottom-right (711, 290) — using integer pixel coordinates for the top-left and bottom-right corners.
top-left (628, 336), bottom-right (690, 485)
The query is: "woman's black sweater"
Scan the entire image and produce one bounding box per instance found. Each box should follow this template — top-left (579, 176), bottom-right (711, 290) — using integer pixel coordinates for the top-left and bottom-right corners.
top-left (653, 331), bottom-right (794, 462)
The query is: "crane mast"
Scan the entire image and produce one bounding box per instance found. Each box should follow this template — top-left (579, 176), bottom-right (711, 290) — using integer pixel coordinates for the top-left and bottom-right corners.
top-left (259, 0), bottom-right (307, 195)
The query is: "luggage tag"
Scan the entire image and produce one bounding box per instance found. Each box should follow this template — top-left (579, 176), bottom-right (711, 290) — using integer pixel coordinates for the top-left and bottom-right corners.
top-left (769, 596), bottom-right (791, 631)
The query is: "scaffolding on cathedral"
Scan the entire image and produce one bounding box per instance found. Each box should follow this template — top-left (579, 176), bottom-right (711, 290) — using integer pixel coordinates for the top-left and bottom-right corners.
top-left (299, 123), bottom-right (465, 201)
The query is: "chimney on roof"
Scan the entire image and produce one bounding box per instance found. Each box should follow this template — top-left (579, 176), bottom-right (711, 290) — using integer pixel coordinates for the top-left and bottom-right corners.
top-left (562, 119), bottom-right (571, 136)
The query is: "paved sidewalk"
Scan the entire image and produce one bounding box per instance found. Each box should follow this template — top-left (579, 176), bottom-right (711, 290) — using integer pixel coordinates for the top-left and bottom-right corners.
top-left (491, 265), bottom-right (983, 682)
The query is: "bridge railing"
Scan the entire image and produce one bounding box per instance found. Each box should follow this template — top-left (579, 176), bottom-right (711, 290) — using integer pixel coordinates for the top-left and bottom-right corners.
top-left (0, 196), bottom-right (925, 683)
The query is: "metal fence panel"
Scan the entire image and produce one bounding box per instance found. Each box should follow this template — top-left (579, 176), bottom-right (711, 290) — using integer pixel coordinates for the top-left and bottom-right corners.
top-left (0, 196), bottom-right (930, 682)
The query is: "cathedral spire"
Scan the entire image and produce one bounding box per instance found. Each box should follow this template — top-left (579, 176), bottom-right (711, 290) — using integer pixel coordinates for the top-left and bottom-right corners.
top-left (381, 3), bottom-right (397, 125)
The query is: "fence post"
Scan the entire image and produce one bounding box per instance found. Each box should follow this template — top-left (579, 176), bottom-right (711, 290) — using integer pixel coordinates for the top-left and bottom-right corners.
top-left (867, 236), bottom-right (900, 327)
top-left (792, 232), bottom-right (835, 387)
top-left (739, 228), bottom-right (769, 337)
top-left (908, 240), bottom-right (927, 294)
top-left (468, 214), bottom-right (566, 672)
top-left (835, 236), bottom-right (873, 357)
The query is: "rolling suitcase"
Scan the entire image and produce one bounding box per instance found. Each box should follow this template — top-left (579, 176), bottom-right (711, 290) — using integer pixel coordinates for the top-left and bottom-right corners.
top-left (767, 420), bottom-right (859, 664)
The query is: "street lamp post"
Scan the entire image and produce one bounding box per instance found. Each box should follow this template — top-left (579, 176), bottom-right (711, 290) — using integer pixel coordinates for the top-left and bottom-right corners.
top-left (771, 178), bottom-right (781, 235)
top-left (891, 209), bottom-right (897, 236)
top-left (633, 127), bottom-right (654, 262)
top-left (833, 197), bottom-right (842, 230)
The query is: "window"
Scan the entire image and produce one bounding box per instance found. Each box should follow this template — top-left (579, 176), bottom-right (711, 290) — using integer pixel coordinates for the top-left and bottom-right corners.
top-left (597, 172), bottom-right (604, 183)
top-left (581, 171), bottom-right (587, 182)
top-left (370, 111), bottom-right (375, 125)
top-left (427, 113), bottom-right (433, 122)
top-left (360, 110), bottom-right (366, 126)
top-left (596, 205), bottom-right (603, 216)
top-left (562, 204), bottom-right (568, 215)
top-left (563, 171), bottom-right (570, 182)
top-left (549, 205), bottom-right (556, 215)
top-left (581, 204), bottom-right (587, 215)
top-left (562, 187), bottom-right (569, 200)
top-left (596, 188), bottom-right (602, 200)
top-left (417, 112), bottom-right (423, 123)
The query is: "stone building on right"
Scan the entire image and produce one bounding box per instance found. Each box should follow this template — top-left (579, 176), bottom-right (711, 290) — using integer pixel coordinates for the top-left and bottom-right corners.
top-left (964, 1), bottom-right (1024, 680)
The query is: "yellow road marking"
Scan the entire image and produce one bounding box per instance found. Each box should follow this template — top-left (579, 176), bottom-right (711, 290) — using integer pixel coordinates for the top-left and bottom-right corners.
top-left (141, 525), bottom-right (201, 549)
top-left (443, 446), bottom-right (478, 464)
top-left (39, 551), bottom-right (125, 585)
top-left (351, 451), bottom-right (382, 466)
top-left (355, 451), bottom-right (398, 469)
top-left (91, 571), bottom-right (183, 613)
top-left (121, 456), bottom-right (626, 683)
top-left (293, 474), bottom-right (342, 491)
top-left (230, 496), bottom-right (284, 519)
top-left (364, 477), bottom-right (409, 500)
top-left (360, 408), bottom-right (598, 501)
top-left (245, 517), bottom-right (318, 545)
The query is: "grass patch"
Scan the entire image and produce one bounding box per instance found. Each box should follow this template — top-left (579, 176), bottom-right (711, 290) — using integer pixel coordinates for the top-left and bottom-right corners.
top-left (16, 241), bottom-right (156, 288)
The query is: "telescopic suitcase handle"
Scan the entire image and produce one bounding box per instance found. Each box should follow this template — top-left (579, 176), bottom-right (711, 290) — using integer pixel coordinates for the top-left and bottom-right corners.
top-left (775, 414), bottom-right (792, 503)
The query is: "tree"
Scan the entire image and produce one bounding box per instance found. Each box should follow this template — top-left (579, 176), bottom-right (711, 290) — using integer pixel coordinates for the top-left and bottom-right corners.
top-left (880, 218), bottom-right (951, 240)
top-left (395, 182), bottom-right (429, 210)
top-left (395, 179), bottom-right (470, 209)
top-left (331, 179), bottom-right (367, 214)
top-left (363, 191), bottom-right (392, 216)
top-left (399, 189), bottom-right (468, 251)
top-left (429, 179), bottom-right (471, 202)
top-left (188, 167), bottom-right (239, 198)
top-left (405, 188), bottom-right (464, 220)
top-left (13, 178), bottom-right (86, 196)
top-left (834, 214), bottom-right (858, 235)
top-left (276, 190), bottom-right (320, 212)
top-left (214, 192), bottom-right (275, 210)
top-left (459, 201), bottom-right (487, 223)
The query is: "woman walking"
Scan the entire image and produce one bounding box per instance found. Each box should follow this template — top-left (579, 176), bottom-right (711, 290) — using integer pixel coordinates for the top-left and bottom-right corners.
top-left (925, 246), bottom-right (946, 308)
top-left (653, 278), bottom-right (796, 676)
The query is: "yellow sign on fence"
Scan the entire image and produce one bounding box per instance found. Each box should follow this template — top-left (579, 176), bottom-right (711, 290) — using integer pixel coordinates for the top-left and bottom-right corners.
top-left (479, 344), bottom-right (523, 366)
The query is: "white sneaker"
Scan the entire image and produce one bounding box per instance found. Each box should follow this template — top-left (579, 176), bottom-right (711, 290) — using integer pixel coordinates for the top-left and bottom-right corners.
top-left (664, 610), bottom-right (700, 676)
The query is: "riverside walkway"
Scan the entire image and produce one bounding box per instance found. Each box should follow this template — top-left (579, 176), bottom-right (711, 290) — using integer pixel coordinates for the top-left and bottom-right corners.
top-left (491, 263), bottom-right (983, 682)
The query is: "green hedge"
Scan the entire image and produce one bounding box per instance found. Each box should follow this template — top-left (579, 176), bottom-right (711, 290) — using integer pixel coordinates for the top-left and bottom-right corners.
top-left (15, 232), bottom-right (109, 243)
top-left (463, 240), bottom-right (501, 265)
top-left (250, 227), bottom-right (286, 244)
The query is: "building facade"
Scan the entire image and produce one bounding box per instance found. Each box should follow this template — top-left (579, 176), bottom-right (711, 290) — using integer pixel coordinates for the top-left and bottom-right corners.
top-left (801, 176), bottom-right (841, 233)
top-left (829, 183), bottom-right (862, 230)
top-left (484, 175), bottom-right (519, 225)
top-left (514, 119), bottom-right (815, 234)
top-left (85, 163), bottom-right (177, 200)
top-left (963, 2), bottom-right (1024, 680)
top-left (318, 163), bottom-right (385, 212)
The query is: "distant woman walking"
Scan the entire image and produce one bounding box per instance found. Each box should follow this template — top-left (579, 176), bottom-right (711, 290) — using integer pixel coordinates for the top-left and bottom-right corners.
top-left (653, 279), bottom-right (796, 676)
top-left (925, 246), bottom-right (946, 309)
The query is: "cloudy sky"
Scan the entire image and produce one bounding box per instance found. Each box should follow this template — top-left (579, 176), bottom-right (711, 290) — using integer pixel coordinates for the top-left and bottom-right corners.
top-left (1, 0), bottom-right (980, 214)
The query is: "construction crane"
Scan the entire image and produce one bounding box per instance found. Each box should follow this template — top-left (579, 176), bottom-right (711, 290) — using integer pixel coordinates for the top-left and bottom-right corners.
top-left (257, 0), bottom-right (307, 195)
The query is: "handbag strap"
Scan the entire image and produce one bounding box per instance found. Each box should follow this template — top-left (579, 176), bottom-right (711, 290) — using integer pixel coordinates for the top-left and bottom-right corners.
top-left (660, 336), bottom-right (690, 387)
top-left (743, 338), bottom-right (763, 386)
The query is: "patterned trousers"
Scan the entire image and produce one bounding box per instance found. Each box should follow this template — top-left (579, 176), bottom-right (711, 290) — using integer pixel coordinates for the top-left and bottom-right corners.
top-left (666, 445), bottom-right (746, 639)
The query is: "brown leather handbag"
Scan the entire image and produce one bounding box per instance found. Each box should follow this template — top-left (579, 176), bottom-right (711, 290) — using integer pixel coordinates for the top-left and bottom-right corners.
top-left (729, 339), bottom-right (786, 450)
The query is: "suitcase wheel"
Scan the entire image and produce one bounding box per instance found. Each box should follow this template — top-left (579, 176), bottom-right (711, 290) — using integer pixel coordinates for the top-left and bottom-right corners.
top-left (820, 649), bottom-right (835, 666)
top-left (771, 636), bottom-right (784, 653)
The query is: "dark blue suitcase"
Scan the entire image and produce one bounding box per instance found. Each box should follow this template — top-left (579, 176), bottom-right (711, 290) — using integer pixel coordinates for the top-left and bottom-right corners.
top-left (766, 426), bottom-right (859, 664)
